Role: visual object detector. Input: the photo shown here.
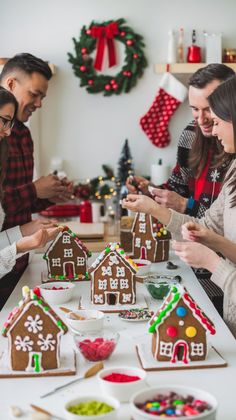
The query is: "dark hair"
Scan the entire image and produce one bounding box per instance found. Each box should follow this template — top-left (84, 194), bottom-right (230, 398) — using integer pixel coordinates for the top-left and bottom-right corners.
top-left (208, 75), bottom-right (236, 206)
top-left (0, 87), bottom-right (18, 201)
top-left (188, 63), bottom-right (235, 177)
top-left (0, 53), bottom-right (52, 82)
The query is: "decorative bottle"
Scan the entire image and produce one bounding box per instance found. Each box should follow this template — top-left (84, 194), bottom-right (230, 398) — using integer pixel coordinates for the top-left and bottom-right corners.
top-left (177, 28), bottom-right (184, 63)
top-left (167, 30), bottom-right (177, 63)
top-left (80, 200), bottom-right (92, 223)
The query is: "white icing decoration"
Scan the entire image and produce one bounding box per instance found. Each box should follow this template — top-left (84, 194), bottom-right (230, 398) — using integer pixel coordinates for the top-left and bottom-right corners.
top-left (179, 320), bottom-right (184, 326)
top-left (14, 335), bottom-right (33, 352)
top-left (77, 256), bottom-right (85, 266)
top-left (52, 258), bottom-right (61, 267)
top-left (116, 266), bottom-right (125, 277)
top-left (139, 223), bottom-right (146, 233)
top-left (135, 237), bottom-right (141, 248)
top-left (139, 213), bottom-right (146, 222)
top-left (101, 266), bottom-right (112, 276)
top-left (62, 235), bottom-right (71, 243)
top-left (98, 279), bottom-right (107, 290)
top-left (122, 293), bottom-right (131, 303)
top-left (37, 333), bottom-right (56, 351)
top-left (108, 255), bottom-right (119, 266)
top-left (64, 248), bottom-right (73, 257)
top-left (159, 341), bottom-right (173, 357)
top-left (110, 279), bottom-right (118, 289)
top-left (120, 279), bottom-right (129, 289)
top-left (94, 294), bottom-right (103, 303)
top-left (24, 314), bottom-right (43, 334)
top-left (145, 240), bottom-right (152, 250)
top-left (26, 351), bottom-right (43, 372)
top-left (191, 342), bottom-right (204, 356)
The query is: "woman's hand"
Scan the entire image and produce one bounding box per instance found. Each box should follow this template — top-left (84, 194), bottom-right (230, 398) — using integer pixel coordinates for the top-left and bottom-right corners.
top-left (122, 194), bottom-right (157, 214)
top-left (126, 175), bottom-right (150, 194)
top-left (151, 188), bottom-right (188, 213)
top-left (20, 218), bottom-right (58, 237)
top-left (182, 222), bottom-right (219, 249)
top-left (172, 240), bottom-right (221, 272)
top-left (16, 226), bottom-right (61, 254)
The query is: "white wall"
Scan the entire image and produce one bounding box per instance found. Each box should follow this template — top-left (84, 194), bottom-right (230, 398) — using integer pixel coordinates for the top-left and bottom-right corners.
top-left (1, 0), bottom-right (236, 180)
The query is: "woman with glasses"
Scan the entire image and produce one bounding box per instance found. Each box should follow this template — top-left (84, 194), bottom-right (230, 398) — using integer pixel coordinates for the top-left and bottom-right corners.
top-left (0, 87), bottom-right (60, 280)
top-left (123, 75), bottom-right (236, 338)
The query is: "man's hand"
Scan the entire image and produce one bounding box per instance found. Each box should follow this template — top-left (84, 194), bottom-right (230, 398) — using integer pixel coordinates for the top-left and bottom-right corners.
top-left (20, 218), bottom-right (58, 237)
top-left (34, 174), bottom-right (67, 199)
top-left (126, 175), bottom-right (150, 193)
top-left (172, 240), bottom-right (221, 272)
top-left (16, 227), bottom-right (62, 254)
top-left (151, 188), bottom-right (187, 213)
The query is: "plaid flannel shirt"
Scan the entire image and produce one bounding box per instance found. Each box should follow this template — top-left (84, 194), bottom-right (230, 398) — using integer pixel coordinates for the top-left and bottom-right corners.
top-left (1, 120), bottom-right (51, 290)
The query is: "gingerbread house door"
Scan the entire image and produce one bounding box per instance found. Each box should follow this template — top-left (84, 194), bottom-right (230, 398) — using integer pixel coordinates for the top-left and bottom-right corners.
top-left (64, 261), bottom-right (75, 278)
top-left (171, 340), bottom-right (189, 364)
top-left (140, 246), bottom-right (147, 259)
top-left (106, 292), bottom-right (119, 305)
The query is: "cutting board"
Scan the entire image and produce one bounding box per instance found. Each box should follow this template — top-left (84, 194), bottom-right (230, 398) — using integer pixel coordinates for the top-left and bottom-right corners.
top-left (64, 221), bottom-right (104, 239)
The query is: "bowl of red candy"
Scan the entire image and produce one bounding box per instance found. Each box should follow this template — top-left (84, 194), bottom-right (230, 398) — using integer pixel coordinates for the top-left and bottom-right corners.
top-left (38, 282), bottom-right (75, 304)
top-left (74, 331), bottom-right (119, 362)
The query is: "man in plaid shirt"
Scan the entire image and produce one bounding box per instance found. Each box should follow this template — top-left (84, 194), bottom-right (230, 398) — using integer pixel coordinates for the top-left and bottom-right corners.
top-left (0, 54), bottom-right (72, 307)
top-left (127, 64), bottom-right (235, 316)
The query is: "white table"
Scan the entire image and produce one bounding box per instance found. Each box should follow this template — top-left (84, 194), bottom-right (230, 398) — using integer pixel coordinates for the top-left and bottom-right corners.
top-left (0, 253), bottom-right (236, 419)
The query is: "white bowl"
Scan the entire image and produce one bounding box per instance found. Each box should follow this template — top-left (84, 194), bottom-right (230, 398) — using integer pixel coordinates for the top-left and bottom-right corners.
top-left (74, 331), bottom-right (119, 362)
top-left (133, 259), bottom-right (151, 276)
top-left (130, 386), bottom-right (217, 420)
top-left (66, 309), bottom-right (104, 333)
top-left (64, 394), bottom-right (120, 419)
top-left (98, 366), bottom-right (147, 402)
top-left (38, 282), bottom-right (75, 304)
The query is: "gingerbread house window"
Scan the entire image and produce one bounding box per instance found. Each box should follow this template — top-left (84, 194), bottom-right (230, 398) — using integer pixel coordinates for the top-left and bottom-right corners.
top-left (77, 257), bottom-right (85, 266)
top-left (120, 279), bottom-right (129, 289)
top-left (98, 279), bottom-right (107, 290)
top-left (37, 333), bottom-right (56, 351)
top-left (109, 255), bottom-right (119, 266)
top-left (52, 258), bottom-right (61, 267)
top-left (135, 237), bottom-right (141, 248)
top-left (110, 279), bottom-right (118, 289)
top-left (102, 266), bottom-right (112, 276)
top-left (145, 240), bottom-right (152, 249)
top-left (160, 341), bottom-right (173, 357)
top-left (122, 293), bottom-right (131, 302)
top-left (139, 223), bottom-right (146, 233)
top-left (191, 342), bottom-right (204, 356)
top-left (62, 235), bottom-right (71, 244)
top-left (94, 294), bottom-right (103, 303)
top-left (139, 213), bottom-right (145, 222)
top-left (116, 267), bottom-right (125, 277)
top-left (64, 248), bottom-right (73, 258)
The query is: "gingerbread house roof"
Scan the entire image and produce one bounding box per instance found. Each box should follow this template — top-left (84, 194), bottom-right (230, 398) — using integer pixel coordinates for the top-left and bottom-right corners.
top-left (2, 287), bottom-right (68, 337)
top-left (43, 226), bottom-right (91, 260)
top-left (131, 212), bottom-right (170, 240)
top-left (89, 242), bottom-right (138, 274)
top-left (149, 285), bottom-right (216, 336)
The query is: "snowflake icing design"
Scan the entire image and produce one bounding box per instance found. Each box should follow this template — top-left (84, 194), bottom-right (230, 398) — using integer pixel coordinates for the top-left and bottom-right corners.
top-left (210, 169), bottom-right (220, 182)
top-left (24, 314), bottom-right (43, 334)
top-left (37, 333), bottom-right (56, 351)
top-left (14, 335), bottom-right (33, 352)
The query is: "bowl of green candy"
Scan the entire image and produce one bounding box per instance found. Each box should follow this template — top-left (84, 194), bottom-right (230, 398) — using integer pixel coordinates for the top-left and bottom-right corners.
top-left (144, 275), bottom-right (181, 300)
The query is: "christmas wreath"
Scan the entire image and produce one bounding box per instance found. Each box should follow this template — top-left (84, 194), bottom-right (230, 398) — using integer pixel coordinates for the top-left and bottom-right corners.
top-left (68, 18), bottom-right (147, 96)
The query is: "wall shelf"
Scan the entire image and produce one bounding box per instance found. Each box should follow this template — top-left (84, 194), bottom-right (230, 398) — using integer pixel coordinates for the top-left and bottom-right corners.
top-left (155, 63), bottom-right (236, 74)
top-left (0, 58), bottom-right (56, 75)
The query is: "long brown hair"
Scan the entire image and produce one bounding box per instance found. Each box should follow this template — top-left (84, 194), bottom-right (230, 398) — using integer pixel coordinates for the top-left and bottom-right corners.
top-left (0, 87), bottom-right (18, 201)
top-left (208, 75), bottom-right (236, 207)
top-left (188, 64), bottom-right (235, 177)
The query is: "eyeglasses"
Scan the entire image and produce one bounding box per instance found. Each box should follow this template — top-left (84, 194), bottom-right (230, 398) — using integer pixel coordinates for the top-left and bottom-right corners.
top-left (0, 115), bottom-right (15, 130)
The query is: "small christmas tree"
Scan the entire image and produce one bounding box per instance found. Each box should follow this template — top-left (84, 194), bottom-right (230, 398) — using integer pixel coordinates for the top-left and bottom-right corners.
top-left (117, 139), bottom-right (134, 217)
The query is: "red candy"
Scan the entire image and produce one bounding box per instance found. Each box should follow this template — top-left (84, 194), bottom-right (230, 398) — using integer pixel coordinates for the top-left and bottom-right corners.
top-left (47, 286), bottom-right (69, 290)
top-left (103, 373), bottom-right (141, 383)
top-left (77, 337), bottom-right (116, 361)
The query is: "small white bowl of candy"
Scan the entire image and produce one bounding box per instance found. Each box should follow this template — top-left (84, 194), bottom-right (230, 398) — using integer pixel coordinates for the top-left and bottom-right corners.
top-left (66, 309), bottom-right (104, 333)
top-left (130, 385), bottom-right (217, 419)
top-left (38, 282), bottom-right (75, 304)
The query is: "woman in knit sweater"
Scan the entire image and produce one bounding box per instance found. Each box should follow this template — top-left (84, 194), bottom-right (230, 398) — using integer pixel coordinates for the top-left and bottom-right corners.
top-left (0, 87), bottom-right (60, 278)
top-left (122, 75), bottom-right (236, 337)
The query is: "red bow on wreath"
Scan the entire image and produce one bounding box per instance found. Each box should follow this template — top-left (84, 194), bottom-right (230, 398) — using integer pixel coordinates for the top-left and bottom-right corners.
top-left (91, 21), bottom-right (119, 71)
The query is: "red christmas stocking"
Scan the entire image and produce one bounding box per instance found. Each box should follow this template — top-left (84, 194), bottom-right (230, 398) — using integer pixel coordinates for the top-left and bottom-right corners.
top-left (140, 72), bottom-right (187, 148)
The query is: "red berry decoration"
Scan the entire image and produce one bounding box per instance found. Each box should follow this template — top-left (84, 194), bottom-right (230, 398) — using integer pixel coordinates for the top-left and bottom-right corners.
top-left (33, 287), bottom-right (41, 297)
top-left (68, 18), bottom-right (147, 96)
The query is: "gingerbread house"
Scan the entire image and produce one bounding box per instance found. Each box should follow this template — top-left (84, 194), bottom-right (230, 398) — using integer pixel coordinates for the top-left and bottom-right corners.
top-left (2, 287), bottom-right (68, 372)
top-left (89, 243), bottom-right (138, 306)
top-left (120, 215), bottom-right (134, 253)
top-left (131, 212), bottom-right (171, 262)
top-left (44, 226), bottom-right (91, 281)
top-left (149, 285), bottom-right (216, 364)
